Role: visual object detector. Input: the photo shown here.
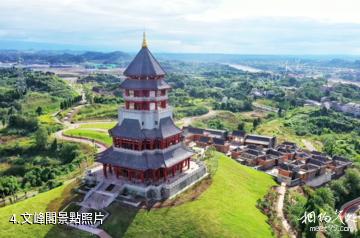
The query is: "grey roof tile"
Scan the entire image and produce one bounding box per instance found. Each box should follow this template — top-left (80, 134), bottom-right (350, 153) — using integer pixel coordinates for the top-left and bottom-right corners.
top-left (124, 47), bottom-right (165, 77)
top-left (109, 117), bottom-right (181, 140)
top-left (97, 144), bottom-right (194, 170)
top-left (119, 78), bottom-right (171, 90)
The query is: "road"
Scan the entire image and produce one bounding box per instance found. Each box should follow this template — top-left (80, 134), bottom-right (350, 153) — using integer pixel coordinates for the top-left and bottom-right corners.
top-left (54, 121), bottom-right (108, 152)
top-left (177, 109), bottom-right (218, 127)
top-left (340, 197), bottom-right (360, 233)
top-left (276, 183), bottom-right (296, 238)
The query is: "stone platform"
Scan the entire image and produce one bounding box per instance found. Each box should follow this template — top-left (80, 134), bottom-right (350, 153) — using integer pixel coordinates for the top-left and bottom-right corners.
top-left (84, 160), bottom-right (207, 202)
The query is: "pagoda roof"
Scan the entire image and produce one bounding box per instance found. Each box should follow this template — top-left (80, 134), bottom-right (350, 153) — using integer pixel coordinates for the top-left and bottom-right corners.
top-left (119, 78), bottom-right (171, 90)
top-left (109, 117), bottom-right (181, 140)
top-left (124, 46), bottom-right (165, 77)
top-left (97, 143), bottom-right (193, 170)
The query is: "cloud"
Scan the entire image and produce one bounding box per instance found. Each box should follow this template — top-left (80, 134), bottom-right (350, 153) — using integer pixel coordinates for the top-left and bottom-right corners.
top-left (0, 0), bottom-right (359, 54)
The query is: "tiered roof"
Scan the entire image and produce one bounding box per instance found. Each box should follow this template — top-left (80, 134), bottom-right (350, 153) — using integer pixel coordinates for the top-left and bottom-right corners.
top-left (98, 144), bottom-right (193, 170)
top-left (120, 79), bottom-right (170, 90)
top-left (109, 117), bottom-right (181, 140)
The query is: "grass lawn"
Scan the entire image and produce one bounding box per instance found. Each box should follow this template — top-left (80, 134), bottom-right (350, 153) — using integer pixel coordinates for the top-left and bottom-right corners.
top-left (63, 128), bottom-right (112, 146)
top-left (78, 122), bottom-right (116, 130)
top-left (0, 181), bottom-right (92, 238)
top-left (101, 152), bottom-right (277, 238)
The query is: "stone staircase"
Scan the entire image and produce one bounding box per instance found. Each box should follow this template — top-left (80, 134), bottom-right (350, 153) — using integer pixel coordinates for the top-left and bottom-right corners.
top-left (81, 182), bottom-right (124, 210)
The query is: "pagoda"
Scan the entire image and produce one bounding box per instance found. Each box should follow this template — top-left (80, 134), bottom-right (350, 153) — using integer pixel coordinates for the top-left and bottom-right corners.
top-left (97, 33), bottom-right (194, 185)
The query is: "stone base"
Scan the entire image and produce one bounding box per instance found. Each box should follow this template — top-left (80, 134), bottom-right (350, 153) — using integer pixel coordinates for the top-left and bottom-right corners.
top-left (85, 161), bottom-right (207, 201)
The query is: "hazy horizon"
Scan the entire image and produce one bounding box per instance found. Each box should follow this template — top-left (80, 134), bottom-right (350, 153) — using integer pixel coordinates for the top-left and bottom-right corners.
top-left (2, 0), bottom-right (360, 55)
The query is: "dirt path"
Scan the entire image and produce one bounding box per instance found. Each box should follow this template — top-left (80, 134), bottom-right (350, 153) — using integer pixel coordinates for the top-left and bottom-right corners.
top-left (276, 183), bottom-right (296, 238)
top-left (302, 139), bottom-right (316, 151)
top-left (177, 109), bottom-right (218, 127)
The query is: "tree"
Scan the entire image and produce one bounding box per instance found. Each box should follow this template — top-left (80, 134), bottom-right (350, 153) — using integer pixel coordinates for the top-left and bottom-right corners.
top-left (50, 138), bottom-right (58, 152)
top-left (0, 176), bottom-right (20, 197)
top-left (35, 106), bottom-right (43, 115)
top-left (344, 169), bottom-right (360, 199)
top-left (253, 118), bottom-right (261, 130)
top-left (208, 119), bottom-right (224, 130)
top-left (35, 126), bottom-right (48, 149)
top-left (329, 180), bottom-right (348, 206)
top-left (1, 117), bottom-right (6, 127)
top-left (237, 122), bottom-right (245, 131)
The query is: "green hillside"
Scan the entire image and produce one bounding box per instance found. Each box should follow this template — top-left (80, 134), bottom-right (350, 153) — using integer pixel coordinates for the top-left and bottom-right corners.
top-left (0, 152), bottom-right (276, 238)
top-left (0, 181), bottom-right (90, 238)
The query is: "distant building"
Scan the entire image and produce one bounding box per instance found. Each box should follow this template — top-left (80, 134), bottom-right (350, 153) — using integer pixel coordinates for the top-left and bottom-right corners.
top-left (322, 101), bottom-right (360, 118)
top-left (276, 141), bottom-right (298, 161)
top-left (229, 130), bottom-right (246, 145)
top-left (244, 134), bottom-right (276, 148)
top-left (294, 151), bottom-right (312, 162)
top-left (329, 156), bottom-right (352, 176)
top-left (239, 149), bottom-right (266, 166)
top-left (183, 126), bottom-right (229, 153)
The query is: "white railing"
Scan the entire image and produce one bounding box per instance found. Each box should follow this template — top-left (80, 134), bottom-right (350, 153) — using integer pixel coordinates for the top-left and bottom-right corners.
top-left (123, 95), bottom-right (168, 101)
top-left (164, 162), bottom-right (207, 190)
top-left (120, 106), bottom-right (172, 113)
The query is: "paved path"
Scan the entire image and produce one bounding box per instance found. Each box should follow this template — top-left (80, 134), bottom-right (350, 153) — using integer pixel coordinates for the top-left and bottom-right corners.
top-left (340, 197), bottom-right (360, 233)
top-left (54, 122), bottom-right (108, 152)
top-left (276, 183), bottom-right (296, 238)
top-left (69, 224), bottom-right (112, 238)
top-left (177, 109), bottom-right (217, 127)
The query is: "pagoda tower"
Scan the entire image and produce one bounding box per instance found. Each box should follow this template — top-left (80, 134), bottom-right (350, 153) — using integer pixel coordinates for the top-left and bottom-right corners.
top-left (97, 33), bottom-right (194, 184)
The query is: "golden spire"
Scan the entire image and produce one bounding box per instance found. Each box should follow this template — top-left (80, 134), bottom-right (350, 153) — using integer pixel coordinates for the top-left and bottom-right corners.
top-left (142, 31), bottom-right (148, 48)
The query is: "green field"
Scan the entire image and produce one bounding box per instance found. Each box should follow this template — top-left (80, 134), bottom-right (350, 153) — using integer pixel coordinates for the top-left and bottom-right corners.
top-left (73, 104), bottom-right (119, 121)
top-left (101, 152), bottom-right (276, 238)
top-left (63, 128), bottom-right (112, 146)
top-left (0, 181), bottom-right (91, 238)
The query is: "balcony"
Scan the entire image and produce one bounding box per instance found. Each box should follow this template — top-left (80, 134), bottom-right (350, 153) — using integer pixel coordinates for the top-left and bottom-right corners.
top-left (123, 95), bottom-right (168, 101)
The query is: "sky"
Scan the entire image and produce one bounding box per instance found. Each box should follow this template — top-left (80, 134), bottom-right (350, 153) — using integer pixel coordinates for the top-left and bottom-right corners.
top-left (1, 0), bottom-right (360, 54)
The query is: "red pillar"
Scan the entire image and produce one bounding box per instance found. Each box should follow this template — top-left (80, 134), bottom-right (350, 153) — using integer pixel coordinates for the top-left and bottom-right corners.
top-left (188, 158), bottom-right (190, 169)
top-left (109, 164), bottom-right (113, 174)
top-left (128, 169), bottom-right (131, 181)
top-left (115, 166), bottom-right (119, 178)
top-left (164, 168), bottom-right (167, 181)
top-left (141, 172), bottom-right (144, 183)
top-left (103, 164), bottom-right (108, 178)
top-left (152, 170), bottom-right (156, 181)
